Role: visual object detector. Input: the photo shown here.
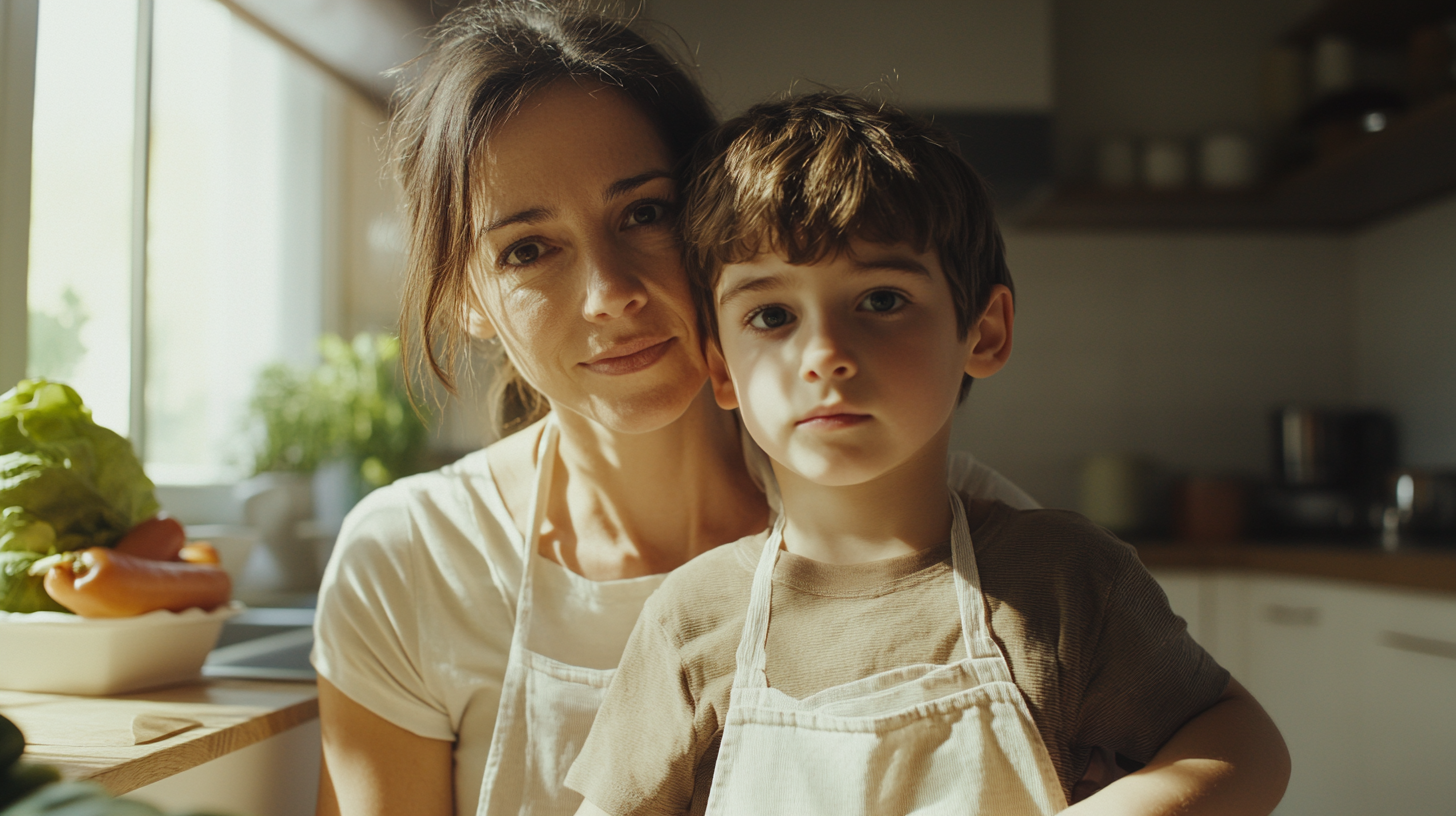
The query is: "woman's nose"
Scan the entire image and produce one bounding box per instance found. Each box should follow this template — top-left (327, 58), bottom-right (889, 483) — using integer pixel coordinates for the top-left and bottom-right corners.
top-left (581, 241), bottom-right (648, 321)
top-left (799, 321), bottom-right (858, 383)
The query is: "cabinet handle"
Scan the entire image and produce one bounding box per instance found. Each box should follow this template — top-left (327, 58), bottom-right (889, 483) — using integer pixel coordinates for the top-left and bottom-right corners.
top-left (1380, 631), bottom-right (1456, 662)
top-left (1262, 604), bottom-right (1320, 626)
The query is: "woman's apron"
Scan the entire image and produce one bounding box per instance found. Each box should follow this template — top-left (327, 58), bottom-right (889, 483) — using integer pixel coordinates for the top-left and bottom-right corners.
top-left (704, 492), bottom-right (1069, 816)
top-left (476, 418), bottom-right (645, 816)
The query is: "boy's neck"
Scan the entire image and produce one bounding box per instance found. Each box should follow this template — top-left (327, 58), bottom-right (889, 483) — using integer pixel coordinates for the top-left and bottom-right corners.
top-left (772, 423), bottom-right (955, 565)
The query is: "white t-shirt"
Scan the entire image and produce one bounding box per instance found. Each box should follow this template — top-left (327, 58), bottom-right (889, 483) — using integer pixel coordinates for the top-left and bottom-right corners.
top-left (312, 441), bottom-right (1037, 816)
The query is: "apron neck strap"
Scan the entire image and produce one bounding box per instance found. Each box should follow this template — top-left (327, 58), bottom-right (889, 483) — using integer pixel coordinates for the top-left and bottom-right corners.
top-left (732, 491), bottom-right (999, 690)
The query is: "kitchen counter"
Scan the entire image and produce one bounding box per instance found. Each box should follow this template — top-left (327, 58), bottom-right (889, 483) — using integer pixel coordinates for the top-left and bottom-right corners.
top-left (1136, 542), bottom-right (1456, 594)
top-left (0, 678), bottom-right (318, 795)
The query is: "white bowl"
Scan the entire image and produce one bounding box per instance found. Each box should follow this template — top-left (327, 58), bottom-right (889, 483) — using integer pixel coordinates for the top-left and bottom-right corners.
top-left (0, 602), bottom-right (243, 696)
top-left (184, 524), bottom-right (259, 585)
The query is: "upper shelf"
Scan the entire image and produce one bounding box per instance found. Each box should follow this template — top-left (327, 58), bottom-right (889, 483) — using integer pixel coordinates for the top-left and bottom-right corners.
top-left (1017, 92), bottom-right (1456, 231)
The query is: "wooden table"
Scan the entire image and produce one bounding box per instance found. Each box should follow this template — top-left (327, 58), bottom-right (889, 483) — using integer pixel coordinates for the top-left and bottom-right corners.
top-left (0, 678), bottom-right (318, 795)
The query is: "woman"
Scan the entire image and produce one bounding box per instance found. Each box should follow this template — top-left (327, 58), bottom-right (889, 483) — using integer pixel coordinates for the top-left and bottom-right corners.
top-left (311, 3), bottom-right (1036, 815)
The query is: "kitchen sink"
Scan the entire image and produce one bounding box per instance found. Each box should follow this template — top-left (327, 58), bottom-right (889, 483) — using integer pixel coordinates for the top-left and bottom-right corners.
top-left (203, 606), bottom-right (315, 682)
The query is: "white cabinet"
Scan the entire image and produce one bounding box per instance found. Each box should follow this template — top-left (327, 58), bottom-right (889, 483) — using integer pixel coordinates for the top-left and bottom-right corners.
top-left (1355, 588), bottom-right (1456, 816)
top-left (1241, 577), bottom-right (1371, 816)
top-left (1147, 570), bottom-right (1456, 816)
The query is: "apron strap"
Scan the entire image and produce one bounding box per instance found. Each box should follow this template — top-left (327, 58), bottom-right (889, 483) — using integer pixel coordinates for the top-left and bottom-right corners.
top-left (511, 415), bottom-right (560, 642)
top-left (948, 491), bottom-right (1014, 679)
top-left (731, 513), bottom-right (786, 690)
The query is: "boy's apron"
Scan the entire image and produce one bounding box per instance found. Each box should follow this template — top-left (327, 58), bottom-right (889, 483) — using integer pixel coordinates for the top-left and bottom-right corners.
top-left (476, 417), bottom-right (654, 816)
top-left (704, 492), bottom-right (1069, 816)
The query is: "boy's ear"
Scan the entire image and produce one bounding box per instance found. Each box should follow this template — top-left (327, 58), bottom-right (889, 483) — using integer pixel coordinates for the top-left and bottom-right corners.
top-left (706, 343), bottom-right (739, 410)
top-left (964, 284), bottom-right (1014, 378)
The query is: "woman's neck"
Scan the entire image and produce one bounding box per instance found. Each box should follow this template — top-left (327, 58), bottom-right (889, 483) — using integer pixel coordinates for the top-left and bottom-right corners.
top-left (545, 386), bottom-right (770, 579)
top-left (773, 424), bottom-right (954, 565)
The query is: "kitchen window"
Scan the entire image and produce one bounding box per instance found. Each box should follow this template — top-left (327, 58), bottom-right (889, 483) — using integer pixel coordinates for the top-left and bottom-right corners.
top-left (16, 0), bottom-right (405, 484)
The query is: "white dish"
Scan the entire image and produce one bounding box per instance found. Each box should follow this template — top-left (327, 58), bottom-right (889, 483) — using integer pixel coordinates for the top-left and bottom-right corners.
top-left (0, 602), bottom-right (243, 696)
top-left (184, 524), bottom-right (259, 585)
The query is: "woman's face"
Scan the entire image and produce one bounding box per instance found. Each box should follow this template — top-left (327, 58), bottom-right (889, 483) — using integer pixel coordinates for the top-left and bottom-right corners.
top-left (470, 79), bottom-right (708, 434)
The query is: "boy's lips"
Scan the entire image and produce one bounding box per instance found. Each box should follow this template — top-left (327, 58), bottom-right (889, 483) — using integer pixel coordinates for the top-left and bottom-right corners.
top-left (581, 337), bottom-right (674, 375)
top-left (796, 406), bottom-right (872, 429)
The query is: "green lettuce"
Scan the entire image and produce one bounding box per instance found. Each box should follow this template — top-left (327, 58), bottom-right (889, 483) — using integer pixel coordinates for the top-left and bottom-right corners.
top-left (0, 380), bottom-right (160, 612)
top-left (0, 552), bottom-right (67, 614)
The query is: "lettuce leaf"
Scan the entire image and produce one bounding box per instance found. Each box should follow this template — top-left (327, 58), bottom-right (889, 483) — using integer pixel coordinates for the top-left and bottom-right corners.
top-left (0, 552), bottom-right (67, 614)
top-left (0, 381), bottom-right (160, 612)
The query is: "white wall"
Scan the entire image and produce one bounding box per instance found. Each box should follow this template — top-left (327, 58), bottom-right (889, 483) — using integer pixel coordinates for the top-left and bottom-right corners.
top-left (952, 230), bottom-right (1354, 510)
top-left (1353, 192), bottom-right (1456, 467)
top-left (645, 0), bottom-right (1052, 116)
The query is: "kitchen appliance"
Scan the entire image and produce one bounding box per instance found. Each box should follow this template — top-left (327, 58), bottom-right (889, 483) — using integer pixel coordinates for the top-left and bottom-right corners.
top-left (1264, 407), bottom-right (1398, 538)
top-left (1381, 468), bottom-right (1456, 549)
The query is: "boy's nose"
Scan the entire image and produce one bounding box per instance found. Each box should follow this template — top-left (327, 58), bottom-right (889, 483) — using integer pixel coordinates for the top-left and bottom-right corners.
top-left (581, 241), bottom-right (648, 321)
top-left (800, 329), bottom-right (858, 383)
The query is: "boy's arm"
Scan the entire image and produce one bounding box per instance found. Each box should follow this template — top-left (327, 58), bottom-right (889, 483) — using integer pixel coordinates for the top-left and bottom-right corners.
top-left (1063, 678), bottom-right (1290, 816)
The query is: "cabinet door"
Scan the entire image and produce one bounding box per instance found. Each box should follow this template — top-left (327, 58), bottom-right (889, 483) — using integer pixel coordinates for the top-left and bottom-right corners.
top-left (1242, 576), bottom-right (1371, 816)
top-left (1354, 588), bottom-right (1456, 816)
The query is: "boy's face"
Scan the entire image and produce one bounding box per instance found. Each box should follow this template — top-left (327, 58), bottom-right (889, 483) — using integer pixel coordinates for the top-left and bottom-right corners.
top-left (707, 238), bottom-right (1002, 487)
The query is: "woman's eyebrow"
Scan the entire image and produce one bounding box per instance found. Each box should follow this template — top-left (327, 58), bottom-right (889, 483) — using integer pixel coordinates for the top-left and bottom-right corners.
top-left (604, 170), bottom-right (672, 202)
top-left (483, 207), bottom-right (552, 234)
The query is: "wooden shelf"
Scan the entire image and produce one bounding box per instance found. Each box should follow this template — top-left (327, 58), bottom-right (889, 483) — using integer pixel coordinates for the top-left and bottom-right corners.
top-left (1019, 91), bottom-right (1456, 231)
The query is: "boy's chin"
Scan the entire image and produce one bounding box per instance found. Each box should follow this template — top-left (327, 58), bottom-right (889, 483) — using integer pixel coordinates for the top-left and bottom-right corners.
top-left (772, 451), bottom-right (898, 489)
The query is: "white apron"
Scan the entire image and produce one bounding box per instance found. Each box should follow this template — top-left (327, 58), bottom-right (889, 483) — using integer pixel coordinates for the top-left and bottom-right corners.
top-left (476, 419), bottom-right (662, 816)
top-left (704, 493), bottom-right (1069, 816)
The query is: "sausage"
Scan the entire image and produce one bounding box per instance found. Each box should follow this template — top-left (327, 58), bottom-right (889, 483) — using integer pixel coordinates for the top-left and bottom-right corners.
top-left (178, 541), bottom-right (220, 566)
top-left (114, 516), bottom-right (187, 562)
top-left (43, 548), bottom-right (231, 618)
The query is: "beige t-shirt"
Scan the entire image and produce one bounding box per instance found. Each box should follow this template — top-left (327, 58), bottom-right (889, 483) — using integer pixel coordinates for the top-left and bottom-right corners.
top-left (567, 500), bottom-right (1230, 815)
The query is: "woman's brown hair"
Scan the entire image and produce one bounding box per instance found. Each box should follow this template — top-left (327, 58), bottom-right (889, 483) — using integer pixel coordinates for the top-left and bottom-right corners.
top-left (391, 0), bottom-right (716, 434)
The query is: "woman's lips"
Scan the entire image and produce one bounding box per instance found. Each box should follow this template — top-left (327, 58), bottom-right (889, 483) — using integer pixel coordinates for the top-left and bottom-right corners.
top-left (581, 338), bottom-right (674, 375)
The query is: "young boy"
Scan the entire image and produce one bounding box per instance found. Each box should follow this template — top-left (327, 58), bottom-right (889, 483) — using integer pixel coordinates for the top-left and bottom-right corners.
top-left (567, 93), bottom-right (1288, 816)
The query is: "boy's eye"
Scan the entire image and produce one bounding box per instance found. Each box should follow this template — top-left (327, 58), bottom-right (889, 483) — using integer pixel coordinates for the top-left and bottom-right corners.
top-left (747, 306), bottom-right (794, 331)
top-left (502, 240), bottom-right (546, 267)
top-left (860, 290), bottom-right (905, 313)
top-left (625, 201), bottom-right (669, 227)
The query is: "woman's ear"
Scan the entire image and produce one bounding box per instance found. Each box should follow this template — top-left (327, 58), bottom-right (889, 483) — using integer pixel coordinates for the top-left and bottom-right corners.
top-left (964, 284), bottom-right (1014, 379)
top-left (706, 343), bottom-right (739, 410)
top-left (463, 281), bottom-right (498, 341)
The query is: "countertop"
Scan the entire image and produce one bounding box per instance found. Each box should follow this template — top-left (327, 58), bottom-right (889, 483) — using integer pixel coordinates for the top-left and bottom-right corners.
top-left (0, 678), bottom-right (318, 795)
top-left (1135, 541), bottom-right (1456, 594)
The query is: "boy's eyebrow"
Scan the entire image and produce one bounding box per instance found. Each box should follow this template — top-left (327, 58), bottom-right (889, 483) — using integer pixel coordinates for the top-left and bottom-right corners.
top-left (481, 170), bottom-right (672, 235)
top-left (717, 274), bottom-right (788, 309)
top-left (850, 255), bottom-right (932, 277)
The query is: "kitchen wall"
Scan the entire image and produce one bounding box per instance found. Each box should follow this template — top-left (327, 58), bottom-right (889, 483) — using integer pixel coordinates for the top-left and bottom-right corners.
top-left (952, 230), bottom-right (1353, 509)
top-left (645, 0), bottom-right (1052, 115)
top-left (1353, 191), bottom-right (1456, 468)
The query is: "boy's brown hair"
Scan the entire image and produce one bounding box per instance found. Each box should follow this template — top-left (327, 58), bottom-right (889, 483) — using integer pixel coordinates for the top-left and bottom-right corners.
top-left (682, 92), bottom-right (1013, 394)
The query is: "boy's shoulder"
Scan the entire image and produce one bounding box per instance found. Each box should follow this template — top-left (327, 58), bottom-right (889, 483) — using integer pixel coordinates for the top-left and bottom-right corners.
top-left (969, 498), bottom-right (1154, 634)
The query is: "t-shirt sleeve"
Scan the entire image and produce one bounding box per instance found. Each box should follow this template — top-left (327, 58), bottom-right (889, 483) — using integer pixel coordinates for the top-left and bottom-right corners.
top-left (948, 450), bottom-right (1040, 509)
top-left (567, 609), bottom-right (701, 816)
top-left (1076, 546), bottom-right (1231, 763)
top-left (311, 486), bottom-right (456, 742)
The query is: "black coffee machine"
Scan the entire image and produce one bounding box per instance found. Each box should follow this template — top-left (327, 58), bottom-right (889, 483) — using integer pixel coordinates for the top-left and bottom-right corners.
top-left (1263, 407), bottom-right (1398, 539)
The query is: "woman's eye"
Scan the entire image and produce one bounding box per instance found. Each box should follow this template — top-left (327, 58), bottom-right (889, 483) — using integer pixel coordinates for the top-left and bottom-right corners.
top-left (747, 306), bottom-right (794, 331)
top-left (860, 290), bottom-right (905, 313)
top-left (503, 241), bottom-right (544, 267)
top-left (625, 202), bottom-right (669, 228)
